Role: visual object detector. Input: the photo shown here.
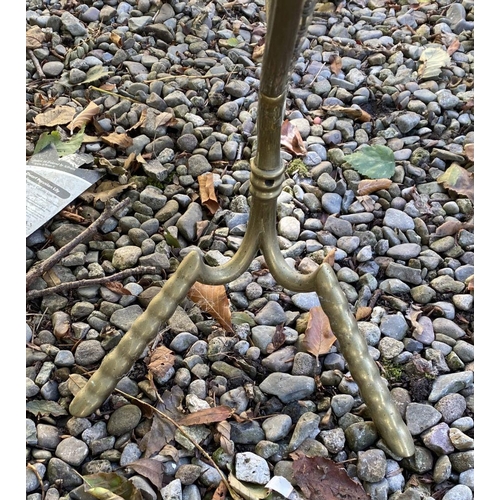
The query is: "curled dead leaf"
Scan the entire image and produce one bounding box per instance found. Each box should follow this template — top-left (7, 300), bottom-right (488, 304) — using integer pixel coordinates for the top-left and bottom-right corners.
top-left (281, 119), bottom-right (307, 156)
top-left (147, 346), bottom-right (176, 380)
top-left (177, 406), bottom-right (233, 426)
top-left (355, 306), bottom-right (372, 321)
top-left (68, 102), bottom-right (101, 133)
top-left (322, 104), bottom-right (372, 122)
top-left (330, 55), bottom-right (342, 75)
top-left (199, 173), bottom-right (220, 215)
top-left (102, 132), bottom-right (133, 149)
top-left (26, 26), bottom-right (46, 50)
top-left (357, 178), bottom-right (393, 196)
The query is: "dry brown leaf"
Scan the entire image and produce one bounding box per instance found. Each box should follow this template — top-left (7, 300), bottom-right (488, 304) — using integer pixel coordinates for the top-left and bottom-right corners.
top-left (303, 306), bottom-right (337, 361)
top-left (355, 306), bottom-right (372, 321)
top-left (42, 268), bottom-right (62, 287)
top-left (34, 106), bottom-right (76, 127)
top-left (147, 346), bottom-right (176, 380)
top-left (437, 163), bottom-right (474, 202)
top-left (216, 420), bottom-right (234, 455)
top-left (330, 55), bottom-right (343, 75)
top-left (447, 38), bottom-right (461, 56)
top-left (177, 406), bottom-right (233, 427)
top-left (291, 452), bottom-right (370, 500)
top-left (212, 481), bottom-right (228, 500)
top-left (104, 282), bottom-right (132, 295)
top-left (60, 209), bottom-right (87, 224)
top-left (466, 275), bottom-right (474, 292)
top-left (110, 31), bottom-right (123, 48)
top-left (199, 173), bottom-right (220, 215)
top-left (92, 180), bottom-right (137, 203)
top-left (464, 143), bottom-right (473, 162)
top-left (322, 247), bottom-right (337, 267)
top-left (322, 105), bottom-right (372, 122)
top-left (357, 178), bottom-right (393, 196)
top-left (281, 119), bottom-right (307, 156)
top-left (68, 102), bottom-right (101, 132)
top-left (266, 324), bottom-right (286, 354)
top-left (127, 108), bottom-right (148, 132)
top-left (155, 111), bottom-right (177, 129)
top-left (26, 26), bottom-right (46, 49)
top-left (406, 305), bottom-right (424, 338)
top-left (127, 458), bottom-right (164, 490)
top-left (102, 132), bottom-right (133, 149)
top-left (252, 42), bottom-right (265, 61)
top-left (188, 283), bottom-right (234, 333)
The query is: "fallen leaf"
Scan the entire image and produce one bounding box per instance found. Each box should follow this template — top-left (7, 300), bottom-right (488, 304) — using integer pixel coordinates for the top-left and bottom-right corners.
top-left (212, 481), bottom-right (228, 500)
top-left (83, 472), bottom-right (143, 500)
top-left (228, 474), bottom-right (270, 500)
top-left (464, 143), bottom-right (473, 162)
top-left (26, 25), bottom-right (46, 49)
top-left (34, 106), bottom-right (76, 127)
top-left (92, 180), bottom-right (137, 203)
top-left (68, 102), bottom-right (101, 133)
top-left (291, 452), bottom-right (370, 500)
top-left (67, 374), bottom-right (88, 396)
top-left (418, 46), bottom-right (451, 80)
top-left (216, 421), bottom-right (234, 456)
top-left (252, 41), bottom-right (265, 61)
top-left (466, 275), bottom-right (474, 292)
top-left (98, 157), bottom-right (128, 177)
top-left (406, 305), bottom-right (424, 338)
top-left (345, 145), bottom-right (395, 179)
top-left (26, 400), bottom-right (68, 418)
top-left (437, 163), bottom-right (474, 202)
top-left (447, 38), bottom-right (461, 56)
top-left (110, 31), bottom-right (123, 48)
top-left (127, 108), bottom-right (148, 132)
top-left (102, 132), bottom-right (133, 149)
top-left (330, 55), bottom-right (343, 75)
top-left (231, 312), bottom-right (256, 327)
top-left (357, 178), bottom-right (393, 196)
top-left (266, 324), bottom-right (286, 354)
top-left (178, 406), bottom-right (233, 426)
top-left (188, 283), bottom-right (234, 333)
top-left (105, 282), bottom-right (132, 295)
top-left (127, 459), bottom-right (164, 490)
top-left (82, 65), bottom-right (111, 85)
top-left (147, 346), bottom-right (176, 380)
top-left (355, 306), bottom-right (372, 321)
top-left (155, 111), bottom-right (177, 129)
top-left (199, 173), bottom-right (220, 215)
top-left (281, 119), bottom-right (307, 156)
top-left (322, 105), bottom-right (372, 122)
top-left (34, 127), bottom-right (86, 157)
top-left (60, 209), bottom-right (87, 223)
top-left (303, 306), bottom-right (337, 362)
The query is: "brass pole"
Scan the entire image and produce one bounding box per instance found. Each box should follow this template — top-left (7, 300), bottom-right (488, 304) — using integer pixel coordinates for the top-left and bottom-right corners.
top-left (69, 0), bottom-right (415, 458)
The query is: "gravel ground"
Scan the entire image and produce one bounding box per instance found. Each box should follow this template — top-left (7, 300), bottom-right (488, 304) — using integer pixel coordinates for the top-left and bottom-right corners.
top-left (25, 1), bottom-right (475, 499)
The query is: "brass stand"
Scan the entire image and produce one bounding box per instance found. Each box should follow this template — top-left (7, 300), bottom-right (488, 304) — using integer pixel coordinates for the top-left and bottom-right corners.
top-left (70, 0), bottom-right (415, 458)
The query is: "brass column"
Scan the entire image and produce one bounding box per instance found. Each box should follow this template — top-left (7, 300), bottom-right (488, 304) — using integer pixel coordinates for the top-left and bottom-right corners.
top-left (69, 0), bottom-right (415, 459)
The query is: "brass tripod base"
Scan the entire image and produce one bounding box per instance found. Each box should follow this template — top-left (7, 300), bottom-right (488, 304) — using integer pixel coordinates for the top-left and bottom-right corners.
top-left (69, 0), bottom-right (415, 459)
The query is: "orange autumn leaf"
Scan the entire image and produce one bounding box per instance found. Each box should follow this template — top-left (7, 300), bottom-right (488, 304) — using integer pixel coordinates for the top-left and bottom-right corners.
top-left (188, 283), bottom-right (234, 333)
top-left (303, 306), bottom-right (337, 361)
top-left (198, 172), bottom-right (220, 215)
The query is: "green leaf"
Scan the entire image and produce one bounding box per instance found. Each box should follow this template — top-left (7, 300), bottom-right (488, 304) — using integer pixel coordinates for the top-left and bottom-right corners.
top-left (34, 126), bottom-right (86, 157)
top-left (165, 233), bottom-right (181, 248)
top-left (231, 311), bottom-right (256, 327)
top-left (34, 130), bottom-right (62, 155)
top-left (227, 37), bottom-right (240, 47)
top-left (345, 145), bottom-right (395, 179)
top-left (26, 400), bottom-right (68, 417)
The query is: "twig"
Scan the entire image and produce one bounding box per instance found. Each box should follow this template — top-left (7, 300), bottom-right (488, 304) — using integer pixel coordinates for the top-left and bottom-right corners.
top-left (143, 74), bottom-right (211, 83)
top-left (26, 266), bottom-right (158, 300)
top-left (88, 85), bottom-right (142, 104)
top-left (114, 388), bottom-right (239, 499)
top-left (307, 61), bottom-right (326, 88)
top-left (27, 463), bottom-right (45, 500)
top-left (26, 198), bottom-right (131, 289)
top-left (28, 49), bottom-right (45, 79)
